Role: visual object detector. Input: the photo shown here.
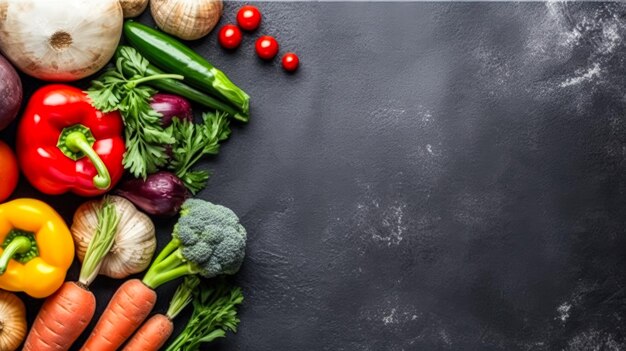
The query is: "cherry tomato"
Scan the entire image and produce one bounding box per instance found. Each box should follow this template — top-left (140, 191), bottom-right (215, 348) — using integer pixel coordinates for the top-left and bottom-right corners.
top-left (237, 5), bottom-right (262, 31)
top-left (0, 140), bottom-right (18, 202)
top-left (218, 24), bottom-right (242, 49)
top-left (282, 52), bottom-right (300, 72)
top-left (255, 36), bottom-right (279, 60)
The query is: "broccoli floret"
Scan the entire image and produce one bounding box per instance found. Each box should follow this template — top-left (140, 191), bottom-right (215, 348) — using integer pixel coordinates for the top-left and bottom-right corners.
top-left (142, 199), bottom-right (247, 289)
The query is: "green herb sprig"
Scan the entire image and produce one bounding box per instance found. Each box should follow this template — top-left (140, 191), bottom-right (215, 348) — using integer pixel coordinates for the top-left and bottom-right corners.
top-left (168, 111), bottom-right (231, 194)
top-left (165, 280), bottom-right (243, 351)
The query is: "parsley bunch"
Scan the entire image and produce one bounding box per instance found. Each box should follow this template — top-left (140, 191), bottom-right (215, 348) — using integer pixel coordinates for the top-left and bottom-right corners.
top-left (87, 47), bottom-right (183, 178)
top-left (168, 111), bottom-right (232, 194)
top-left (164, 280), bottom-right (243, 351)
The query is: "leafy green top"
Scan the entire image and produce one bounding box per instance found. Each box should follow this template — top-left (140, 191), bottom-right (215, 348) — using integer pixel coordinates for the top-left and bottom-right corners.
top-left (165, 279), bottom-right (243, 351)
top-left (167, 112), bottom-right (231, 194)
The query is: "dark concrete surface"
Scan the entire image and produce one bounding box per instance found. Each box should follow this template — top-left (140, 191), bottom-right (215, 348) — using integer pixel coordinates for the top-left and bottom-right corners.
top-left (2, 2), bottom-right (626, 350)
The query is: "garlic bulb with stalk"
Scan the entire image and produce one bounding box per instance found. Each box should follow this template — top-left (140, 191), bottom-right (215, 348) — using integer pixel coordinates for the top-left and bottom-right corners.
top-left (0, 0), bottom-right (123, 81)
top-left (0, 291), bottom-right (26, 351)
top-left (151, 0), bottom-right (223, 40)
top-left (72, 196), bottom-right (157, 279)
top-left (119, 0), bottom-right (149, 18)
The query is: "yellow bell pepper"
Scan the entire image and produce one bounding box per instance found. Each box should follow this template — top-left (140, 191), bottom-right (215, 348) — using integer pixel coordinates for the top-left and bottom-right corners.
top-left (0, 198), bottom-right (74, 298)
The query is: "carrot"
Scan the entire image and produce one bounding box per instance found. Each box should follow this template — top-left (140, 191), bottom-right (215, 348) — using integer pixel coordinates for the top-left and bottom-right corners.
top-left (122, 276), bottom-right (199, 351)
top-left (22, 282), bottom-right (95, 351)
top-left (23, 199), bottom-right (120, 351)
top-left (122, 314), bottom-right (173, 351)
top-left (81, 279), bottom-right (157, 351)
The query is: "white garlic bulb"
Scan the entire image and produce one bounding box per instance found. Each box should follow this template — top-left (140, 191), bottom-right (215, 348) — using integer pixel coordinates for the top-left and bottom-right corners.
top-left (72, 196), bottom-right (157, 279)
top-left (151, 0), bottom-right (223, 40)
top-left (0, 0), bottom-right (123, 81)
top-left (119, 0), bottom-right (149, 18)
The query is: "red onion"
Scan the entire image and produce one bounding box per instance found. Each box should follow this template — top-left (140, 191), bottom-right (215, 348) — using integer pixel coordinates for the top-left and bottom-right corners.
top-left (116, 171), bottom-right (190, 217)
top-left (150, 93), bottom-right (193, 127)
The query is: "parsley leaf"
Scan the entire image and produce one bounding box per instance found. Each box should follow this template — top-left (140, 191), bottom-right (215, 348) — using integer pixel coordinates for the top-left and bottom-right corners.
top-left (168, 111), bottom-right (231, 194)
top-left (86, 47), bottom-right (182, 178)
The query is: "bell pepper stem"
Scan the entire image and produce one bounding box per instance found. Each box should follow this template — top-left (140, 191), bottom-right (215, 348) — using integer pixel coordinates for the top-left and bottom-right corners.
top-left (0, 237), bottom-right (31, 275)
top-left (65, 132), bottom-right (111, 190)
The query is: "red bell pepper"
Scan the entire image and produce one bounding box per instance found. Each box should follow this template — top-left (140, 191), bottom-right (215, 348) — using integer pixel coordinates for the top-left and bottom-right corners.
top-left (17, 85), bottom-right (125, 197)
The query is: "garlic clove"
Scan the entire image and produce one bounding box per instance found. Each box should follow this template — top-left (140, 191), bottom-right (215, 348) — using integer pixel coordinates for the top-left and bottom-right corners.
top-left (150, 0), bottom-right (223, 41)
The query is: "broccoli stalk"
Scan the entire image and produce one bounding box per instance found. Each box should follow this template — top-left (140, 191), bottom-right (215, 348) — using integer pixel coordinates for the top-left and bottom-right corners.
top-left (143, 238), bottom-right (190, 289)
top-left (142, 199), bottom-right (247, 290)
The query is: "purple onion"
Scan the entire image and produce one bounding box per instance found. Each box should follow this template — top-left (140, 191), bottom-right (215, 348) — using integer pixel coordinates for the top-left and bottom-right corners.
top-left (116, 171), bottom-right (190, 217)
top-left (150, 93), bottom-right (193, 127)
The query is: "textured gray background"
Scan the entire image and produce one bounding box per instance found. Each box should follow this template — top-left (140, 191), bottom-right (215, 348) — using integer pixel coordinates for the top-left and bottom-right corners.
top-left (3, 2), bottom-right (626, 350)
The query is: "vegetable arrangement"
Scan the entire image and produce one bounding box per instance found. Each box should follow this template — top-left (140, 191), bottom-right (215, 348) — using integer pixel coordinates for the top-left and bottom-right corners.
top-left (0, 1), bottom-right (299, 349)
top-left (83, 199), bottom-right (246, 350)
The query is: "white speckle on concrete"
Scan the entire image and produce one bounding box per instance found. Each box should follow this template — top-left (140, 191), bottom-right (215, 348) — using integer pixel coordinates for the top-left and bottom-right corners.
top-left (418, 105), bottom-right (433, 123)
top-left (523, 2), bottom-right (626, 106)
top-left (556, 302), bottom-right (572, 322)
top-left (372, 202), bottom-right (407, 247)
top-left (353, 184), bottom-right (410, 248)
top-left (560, 63), bottom-right (602, 87)
top-left (564, 329), bottom-right (625, 351)
top-left (382, 308), bottom-right (398, 325)
top-left (599, 23), bottom-right (622, 54)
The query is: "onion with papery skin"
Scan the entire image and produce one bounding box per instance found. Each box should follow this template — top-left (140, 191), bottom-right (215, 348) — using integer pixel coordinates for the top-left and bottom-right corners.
top-left (119, 0), bottom-right (149, 18)
top-left (151, 93), bottom-right (193, 127)
top-left (117, 171), bottom-right (190, 217)
top-left (0, 291), bottom-right (26, 351)
top-left (0, 0), bottom-right (123, 81)
top-left (72, 196), bottom-right (157, 279)
top-left (151, 0), bottom-right (223, 40)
